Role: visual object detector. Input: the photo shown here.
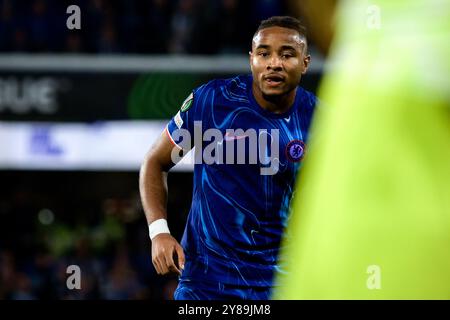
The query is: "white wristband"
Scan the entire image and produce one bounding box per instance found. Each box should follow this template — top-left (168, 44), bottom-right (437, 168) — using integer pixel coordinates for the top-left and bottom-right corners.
top-left (149, 219), bottom-right (171, 240)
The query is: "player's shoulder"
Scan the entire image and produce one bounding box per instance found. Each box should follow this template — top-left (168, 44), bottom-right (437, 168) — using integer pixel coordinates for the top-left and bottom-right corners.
top-left (296, 86), bottom-right (318, 108)
top-left (215, 74), bottom-right (251, 92)
top-left (193, 75), bottom-right (250, 101)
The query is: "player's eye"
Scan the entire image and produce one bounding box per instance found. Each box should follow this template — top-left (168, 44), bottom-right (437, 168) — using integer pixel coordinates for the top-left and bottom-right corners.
top-left (258, 52), bottom-right (269, 57)
top-left (281, 53), bottom-right (294, 58)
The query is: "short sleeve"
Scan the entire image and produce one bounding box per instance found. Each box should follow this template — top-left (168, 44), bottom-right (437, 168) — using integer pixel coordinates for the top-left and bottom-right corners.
top-left (166, 80), bottom-right (216, 151)
top-left (165, 90), bottom-right (196, 150)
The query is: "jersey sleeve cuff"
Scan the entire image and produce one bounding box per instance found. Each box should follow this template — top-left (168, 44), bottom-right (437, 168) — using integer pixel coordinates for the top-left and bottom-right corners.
top-left (165, 125), bottom-right (183, 150)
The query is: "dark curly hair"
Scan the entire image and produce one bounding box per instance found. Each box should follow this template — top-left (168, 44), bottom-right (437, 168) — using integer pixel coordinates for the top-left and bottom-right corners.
top-left (254, 16), bottom-right (307, 39)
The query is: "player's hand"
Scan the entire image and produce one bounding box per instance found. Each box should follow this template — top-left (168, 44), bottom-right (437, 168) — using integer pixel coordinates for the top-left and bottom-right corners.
top-left (151, 233), bottom-right (185, 276)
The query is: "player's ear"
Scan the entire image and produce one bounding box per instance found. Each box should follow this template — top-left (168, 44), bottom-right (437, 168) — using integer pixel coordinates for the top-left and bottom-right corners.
top-left (302, 54), bottom-right (311, 74)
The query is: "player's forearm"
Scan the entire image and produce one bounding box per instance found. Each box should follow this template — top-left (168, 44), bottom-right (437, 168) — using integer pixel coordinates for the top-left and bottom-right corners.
top-left (139, 155), bottom-right (169, 225)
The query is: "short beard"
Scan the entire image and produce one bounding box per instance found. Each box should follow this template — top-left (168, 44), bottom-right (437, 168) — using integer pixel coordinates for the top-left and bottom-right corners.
top-left (261, 87), bottom-right (295, 104)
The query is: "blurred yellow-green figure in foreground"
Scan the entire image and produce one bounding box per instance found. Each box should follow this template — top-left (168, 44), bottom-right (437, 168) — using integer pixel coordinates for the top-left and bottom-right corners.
top-left (275, 0), bottom-right (450, 299)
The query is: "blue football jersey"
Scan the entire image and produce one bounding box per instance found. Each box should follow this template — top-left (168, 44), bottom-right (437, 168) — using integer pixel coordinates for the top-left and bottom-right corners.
top-left (166, 74), bottom-right (316, 287)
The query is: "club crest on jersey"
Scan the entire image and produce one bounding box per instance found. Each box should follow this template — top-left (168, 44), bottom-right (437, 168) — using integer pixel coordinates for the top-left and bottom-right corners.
top-left (180, 92), bottom-right (193, 112)
top-left (285, 140), bottom-right (305, 162)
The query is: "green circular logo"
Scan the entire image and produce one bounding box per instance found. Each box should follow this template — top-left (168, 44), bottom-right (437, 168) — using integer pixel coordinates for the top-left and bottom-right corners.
top-left (181, 93), bottom-right (193, 112)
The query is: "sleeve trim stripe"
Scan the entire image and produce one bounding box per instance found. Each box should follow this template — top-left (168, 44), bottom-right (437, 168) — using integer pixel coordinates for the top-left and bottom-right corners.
top-left (165, 125), bottom-right (183, 150)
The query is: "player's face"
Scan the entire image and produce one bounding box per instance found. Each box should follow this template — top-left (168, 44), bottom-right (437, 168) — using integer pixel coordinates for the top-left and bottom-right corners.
top-left (250, 26), bottom-right (310, 98)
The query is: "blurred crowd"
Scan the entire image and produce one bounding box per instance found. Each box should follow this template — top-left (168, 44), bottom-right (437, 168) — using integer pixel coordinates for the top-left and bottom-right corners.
top-left (0, 0), bottom-right (291, 54)
top-left (0, 171), bottom-right (191, 300)
top-left (0, 195), bottom-right (178, 300)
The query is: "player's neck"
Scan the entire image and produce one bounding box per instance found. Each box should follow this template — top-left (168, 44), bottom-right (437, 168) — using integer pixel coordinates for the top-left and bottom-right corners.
top-left (252, 85), bottom-right (297, 114)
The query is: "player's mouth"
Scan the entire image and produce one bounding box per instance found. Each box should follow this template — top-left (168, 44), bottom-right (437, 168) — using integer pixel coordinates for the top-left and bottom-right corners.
top-left (264, 74), bottom-right (285, 87)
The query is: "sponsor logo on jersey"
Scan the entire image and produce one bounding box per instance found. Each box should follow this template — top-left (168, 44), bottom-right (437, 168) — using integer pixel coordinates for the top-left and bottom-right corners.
top-left (223, 131), bottom-right (249, 141)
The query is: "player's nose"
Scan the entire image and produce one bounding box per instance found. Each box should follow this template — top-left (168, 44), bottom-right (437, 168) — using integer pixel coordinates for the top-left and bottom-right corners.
top-left (267, 55), bottom-right (282, 70)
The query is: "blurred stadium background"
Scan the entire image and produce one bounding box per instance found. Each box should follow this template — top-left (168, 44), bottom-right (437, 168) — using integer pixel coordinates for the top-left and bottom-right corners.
top-left (0, 0), bottom-right (324, 299)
